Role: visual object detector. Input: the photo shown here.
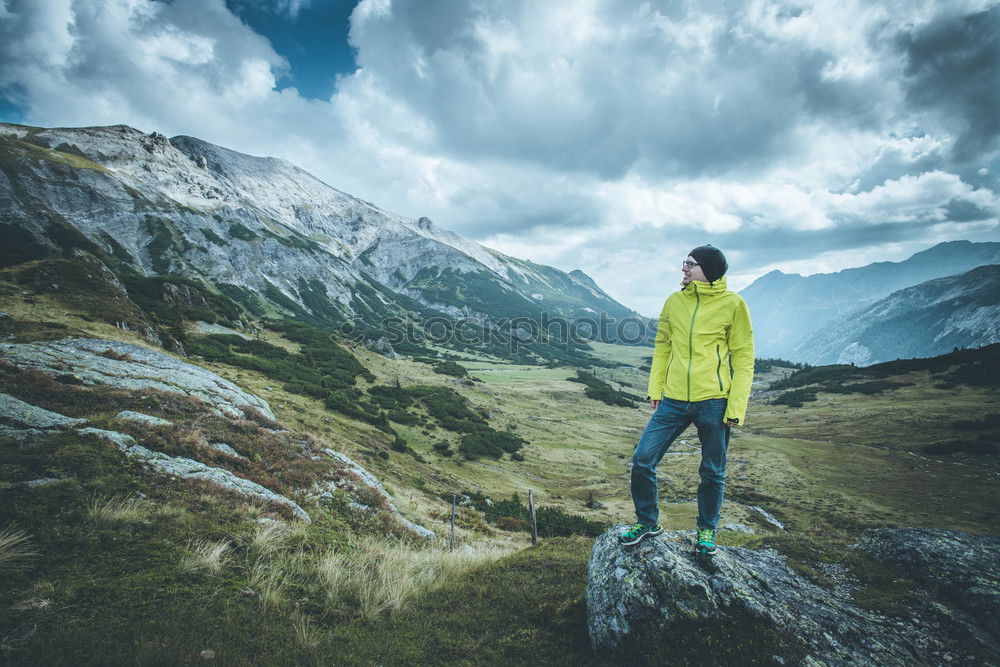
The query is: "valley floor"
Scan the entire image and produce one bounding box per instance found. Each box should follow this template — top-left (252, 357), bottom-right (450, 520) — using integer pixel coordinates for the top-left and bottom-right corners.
top-left (2, 328), bottom-right (997, 664)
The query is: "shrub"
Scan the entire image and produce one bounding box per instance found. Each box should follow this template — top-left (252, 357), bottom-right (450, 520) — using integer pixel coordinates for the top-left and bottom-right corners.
top-left (773, 388), bottom-right (818, 408)
top-left (467, 493), bottom-right (606, 538)
top-left (769, 365), bottom-right (859, 390)
top-left (922, 440), bottom-right (998, 456)
top-left (403, 385), bottom-right (487, 433)
top-left (754, 358), bottom-right (802, 373)
top-left (821, 380), bottom-right (910, 395)
top-left (432, 442), bottom-right (454, 457)
top-left (952, 414), bottom-right (1000, 431)
top-left (432, 360), bottom-right (469, 378)
top-left (459, 430), bottom-right (528, 459)
top-left (568, 370), bottom-right (636, 407)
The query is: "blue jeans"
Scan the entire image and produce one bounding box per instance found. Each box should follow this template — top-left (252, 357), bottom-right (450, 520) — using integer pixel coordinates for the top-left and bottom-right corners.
top-left (631, 397), bottom-right (730, 530)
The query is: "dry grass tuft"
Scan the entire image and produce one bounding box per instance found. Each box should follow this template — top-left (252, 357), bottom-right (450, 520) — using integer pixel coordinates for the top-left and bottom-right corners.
top-left (292, 613), bottom-right (321, 650)
top-left (179, 539), bottom-right (231, 575)
top-left (315, 535), bottom-right (513, 618)
top-left (0, 525), bottom-right (37, 571)
top-left (87, 496), bottom-right (154, 523)
top-left (249, 559), bottom-right (288, 609)
top-left (249, 521), bottom-right (290, 555)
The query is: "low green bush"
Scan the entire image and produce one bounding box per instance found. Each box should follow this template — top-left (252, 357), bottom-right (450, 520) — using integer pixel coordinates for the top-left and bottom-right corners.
top-left (458, 431), bottom-right (527, 460)
top-left (773, 388), bottom-right (818, 408)
top-left (432, 360), bottom-right (469, 378)
top-left (568, 370), bottom-right (636, 407)
top-left (822, 380), bottom-right (911, 395)
top-left (952, 414), bottom-right (1000, 431)
top-left (463, 492), bottom-right (606, 538)
top-left (922, 440), bottom-right (998, 456)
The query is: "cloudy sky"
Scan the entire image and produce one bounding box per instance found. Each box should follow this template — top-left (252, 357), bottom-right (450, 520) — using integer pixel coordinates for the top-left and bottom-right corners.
top-left (1, 0), bottom-right (998, 315)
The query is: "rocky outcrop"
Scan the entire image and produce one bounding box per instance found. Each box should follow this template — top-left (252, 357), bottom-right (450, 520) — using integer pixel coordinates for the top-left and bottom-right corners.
top-left (0, 392), bottom-right (87, 431)
top-left (855, 528), bottom-right (1000, 635)
top-left (114, 410), bottom-right (173, 428)
top-left (0, 392), bottom-right (87, 442)
top-left (587, 526), bottom-right (941, 664)
top-left (208, 442), bottom-right (248, 460)
top-left (0, 338), bottom-right (273, 419)
top-left (81, 427), bottom-right (310, 522)
top-left (318, 448), bottom-right (436, 540)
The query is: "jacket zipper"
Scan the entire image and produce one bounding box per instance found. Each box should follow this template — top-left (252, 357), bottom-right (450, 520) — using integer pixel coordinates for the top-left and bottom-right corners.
top-left (687, 284), bottom-right (700, 401)
top-left (716, 344), bottom-right (723, 391)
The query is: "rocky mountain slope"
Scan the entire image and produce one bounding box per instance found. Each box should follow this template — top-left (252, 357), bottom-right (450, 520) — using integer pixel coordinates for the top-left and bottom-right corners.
top-left (0, 123), bottom-right (641, 359)
top-left (792, 264), bottom-right (1000, 365)
top-left (740, 241), bottom-right (1000, 361)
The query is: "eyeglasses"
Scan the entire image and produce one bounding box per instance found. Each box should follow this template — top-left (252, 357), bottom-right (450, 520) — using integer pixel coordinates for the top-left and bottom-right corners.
top-left (682, 260), bottom-right (699, 269)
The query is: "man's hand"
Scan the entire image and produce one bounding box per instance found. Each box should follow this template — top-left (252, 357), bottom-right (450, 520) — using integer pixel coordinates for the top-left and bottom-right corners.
top-left (649, 399), bottom-right (661, 409)
top-left (724, 418), bottom-right (739, 427)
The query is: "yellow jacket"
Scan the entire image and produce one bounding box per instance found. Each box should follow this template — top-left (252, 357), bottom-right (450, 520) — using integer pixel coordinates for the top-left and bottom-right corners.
top-left (646, 277), bottom-right (755, 424)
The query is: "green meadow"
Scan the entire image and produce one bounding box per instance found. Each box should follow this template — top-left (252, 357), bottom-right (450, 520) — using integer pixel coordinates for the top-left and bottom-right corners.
top-left (1, 262), bottom-right (997, 664)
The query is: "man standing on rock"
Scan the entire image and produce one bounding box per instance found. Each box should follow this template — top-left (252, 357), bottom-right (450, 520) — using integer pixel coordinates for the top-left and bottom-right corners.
top-left (619, 245), bottom-right (754, 555)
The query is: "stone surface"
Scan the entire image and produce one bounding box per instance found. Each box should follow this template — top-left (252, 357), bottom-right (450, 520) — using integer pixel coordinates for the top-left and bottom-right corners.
top-left (81, 427), bottom-right (309, 522)
top-left (208, 442), bottom-right (247, 460)
top-left (587, 526), bottom-right (931, 664)
top-left (721, 522), bottom-right (754, 534)
top-left (21, 477), bottom-right (65, 487)
top-left (191, 321), bottom-right (251, 339)
top-left (0, 338), bottom-right (273, 419)
top-left (0, 392), bottom-right (87, 430)
top-left (855, 528), bottom-right (1000, 635)
top-left (319, 448), bottom-right (435, 540)
top-left (114, 410), bottom-right (173, 428)
top-left (0, 425), bottom-right (50, 444)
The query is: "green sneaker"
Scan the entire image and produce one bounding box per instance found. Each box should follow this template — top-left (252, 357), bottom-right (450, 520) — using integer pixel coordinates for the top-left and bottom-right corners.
top-left (618, 522), bottom-right (663, 546)
top-left (696, 528), bottom-right (717, 555)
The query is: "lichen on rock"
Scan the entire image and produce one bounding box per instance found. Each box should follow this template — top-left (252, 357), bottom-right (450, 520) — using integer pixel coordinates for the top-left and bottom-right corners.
top-left (587, 526), bottom-right (937, 664)
top-left (855, 528), bottom-right (1000, 635)
top-left (0, 392), bottom-right (87, 445)
top-left (80, 426), bottom-right (310, 522)
top-left (0, 337), bottom-right (273, 419)
top-left (318, 448), bottom-right (435, 540)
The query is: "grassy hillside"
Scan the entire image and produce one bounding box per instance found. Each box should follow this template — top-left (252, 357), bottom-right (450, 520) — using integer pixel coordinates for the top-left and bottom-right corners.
top-left (2, 256), bottom-right (998, 664)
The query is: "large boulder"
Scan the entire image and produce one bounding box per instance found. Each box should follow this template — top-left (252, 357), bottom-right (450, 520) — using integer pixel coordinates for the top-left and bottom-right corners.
top-left (587, 526), bottom-right (930, 664)
top-left (0, 337), bottom-right (273, 419)
top-left (854, 528), bottom-right (1000, 635)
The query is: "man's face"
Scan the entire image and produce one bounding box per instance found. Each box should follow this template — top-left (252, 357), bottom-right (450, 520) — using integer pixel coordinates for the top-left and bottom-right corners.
top-left (681, 255), bottom-right (708, 284)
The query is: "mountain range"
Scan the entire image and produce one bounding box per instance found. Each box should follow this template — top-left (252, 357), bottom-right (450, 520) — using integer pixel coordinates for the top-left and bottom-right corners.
top-left (740, 240), bottom-right (1000, 363)
top-left (3, 122), bottom-right (998, 368)
top-left (0, 123), bottom-right (640, 362)
top-left (790, 264), bottom-right (1000, 366)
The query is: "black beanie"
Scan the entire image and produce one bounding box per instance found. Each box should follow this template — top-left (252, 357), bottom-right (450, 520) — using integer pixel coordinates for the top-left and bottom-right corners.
top-left (689, 245), bottom-right (728, 283)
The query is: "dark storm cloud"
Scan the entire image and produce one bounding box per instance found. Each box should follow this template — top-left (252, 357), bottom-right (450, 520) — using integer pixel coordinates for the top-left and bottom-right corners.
top-left (898, 6), bottom-right (1000, 166)
top-left (349, 0), bottom-right (871, 180)
top-left (346, 1), bottom-right (998, 185)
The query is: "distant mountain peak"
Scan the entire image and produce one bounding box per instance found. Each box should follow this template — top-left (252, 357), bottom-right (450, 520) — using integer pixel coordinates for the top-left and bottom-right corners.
top-left (740, 240), bottom-right (1000, 361)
